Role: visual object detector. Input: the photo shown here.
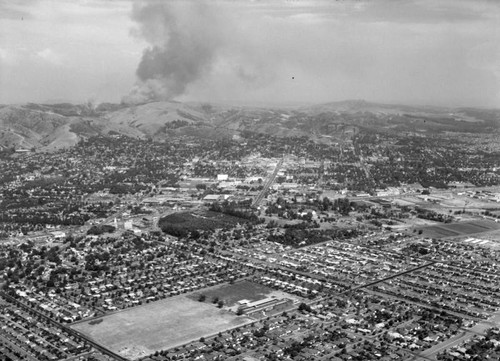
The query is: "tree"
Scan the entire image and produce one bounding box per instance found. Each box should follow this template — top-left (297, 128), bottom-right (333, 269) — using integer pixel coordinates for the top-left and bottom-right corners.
top-left (198, 294), bottom-right (206, 302)
top-left (298, 302), bottom-right (312, 312)
top-left (217, 300), bottom-right (224, 308)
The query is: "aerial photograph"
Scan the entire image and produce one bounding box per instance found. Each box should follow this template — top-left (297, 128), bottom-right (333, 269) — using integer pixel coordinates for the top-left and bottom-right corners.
top-left (1, 0), bottom-right (500, 360)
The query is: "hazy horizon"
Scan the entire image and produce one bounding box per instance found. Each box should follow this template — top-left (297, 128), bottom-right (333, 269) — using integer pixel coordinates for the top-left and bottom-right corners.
top-left (4, 98), bottom-right (500, 112)
top-left (1, 0), bottom-right (499, 108)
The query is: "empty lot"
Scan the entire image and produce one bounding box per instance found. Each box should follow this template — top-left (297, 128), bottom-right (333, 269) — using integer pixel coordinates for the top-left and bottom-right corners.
top-left (71, 295), bottom-right (251, 360)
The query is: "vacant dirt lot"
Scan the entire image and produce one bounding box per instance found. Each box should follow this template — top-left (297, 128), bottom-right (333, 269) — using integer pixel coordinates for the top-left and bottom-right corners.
top-left (71, 295), bottom-right (252, 360)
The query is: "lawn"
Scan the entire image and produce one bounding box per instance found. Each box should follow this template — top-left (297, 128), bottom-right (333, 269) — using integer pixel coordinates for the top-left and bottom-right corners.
top-left (189, 280), bottom-right (275, 307)
top-left (71, 295), bottom-right (251, 360)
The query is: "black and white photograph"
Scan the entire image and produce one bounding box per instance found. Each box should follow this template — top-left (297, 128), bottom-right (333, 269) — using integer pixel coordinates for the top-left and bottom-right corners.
top-left (0, 1), bottom-right (499, 360)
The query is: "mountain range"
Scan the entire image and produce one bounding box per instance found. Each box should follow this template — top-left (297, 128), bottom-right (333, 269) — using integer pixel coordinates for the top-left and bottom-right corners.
top-left (0, 100), bottom-right (498, 151)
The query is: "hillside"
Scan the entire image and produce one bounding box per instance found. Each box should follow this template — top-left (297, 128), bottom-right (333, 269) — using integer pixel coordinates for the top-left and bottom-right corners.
top-left (0, 100), bottom-right (498, 151)
top-left (0, 101), bottom-right (210, 151)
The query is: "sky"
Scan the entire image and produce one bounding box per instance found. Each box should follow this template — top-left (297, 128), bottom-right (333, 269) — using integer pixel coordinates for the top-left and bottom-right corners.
top-left (1, 0), bottom-right (499, 108)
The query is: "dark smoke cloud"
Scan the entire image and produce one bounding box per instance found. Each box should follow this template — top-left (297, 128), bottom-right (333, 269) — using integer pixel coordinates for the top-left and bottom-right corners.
top-left (123, 1), bottom-right (221, 104)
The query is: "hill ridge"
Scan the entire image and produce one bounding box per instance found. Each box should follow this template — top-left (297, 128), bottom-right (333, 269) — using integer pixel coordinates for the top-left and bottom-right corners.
top-left (0, 100), bottom-right (498, 151)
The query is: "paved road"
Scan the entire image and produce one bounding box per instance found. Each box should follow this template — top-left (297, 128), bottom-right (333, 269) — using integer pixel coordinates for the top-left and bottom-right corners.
top-left (346, 261), bottom-right (436, 292)
top-left (1, 291), bottom-right (128, 361)
top-left (419, 309), bottom-right (500, 359)
top-left (252, 156), bottom-right (284, 207)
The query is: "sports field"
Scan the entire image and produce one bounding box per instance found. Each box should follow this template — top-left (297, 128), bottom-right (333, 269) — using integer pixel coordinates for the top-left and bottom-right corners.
top-left (421, 220), bottom-right (500, 238)
top-left (71, 295), bottom-right (252, 360)
top-left (189, 280), bottom-right (275, 306)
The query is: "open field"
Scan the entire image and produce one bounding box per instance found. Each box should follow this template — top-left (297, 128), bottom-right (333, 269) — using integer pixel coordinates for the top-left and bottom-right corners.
top-left (420, 219), bottom-right (500, 238)
top-left (189, 280), bottom-right (276, 307)
top-left (71, 295), bottom-right (252, 360)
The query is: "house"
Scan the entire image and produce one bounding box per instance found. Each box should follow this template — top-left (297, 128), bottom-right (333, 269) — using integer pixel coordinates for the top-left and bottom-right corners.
top-left (203, 194), bottom-right (223, 202)
top-left (51, 231), bottom-right (66, 240)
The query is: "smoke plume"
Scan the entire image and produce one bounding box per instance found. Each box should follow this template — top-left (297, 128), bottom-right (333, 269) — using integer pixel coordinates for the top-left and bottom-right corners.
top-left (123, 1), bottom-right (222, 104)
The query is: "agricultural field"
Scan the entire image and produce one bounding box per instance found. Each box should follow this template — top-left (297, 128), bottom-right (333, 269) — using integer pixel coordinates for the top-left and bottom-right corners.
top-left (71, 295), bottom-right (252, 360)
top-left (422, 195), bottom-right (499, 216)
top-left (420, 219), bottom-right (500, 238)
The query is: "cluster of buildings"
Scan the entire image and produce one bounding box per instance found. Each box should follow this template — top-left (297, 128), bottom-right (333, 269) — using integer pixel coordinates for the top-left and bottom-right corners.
top-left (371, 261), bottom-right (500, 319)
top-left (436, 327), bottom-right (500, 360)
top-left (142, 287), bottom-right (469, 361)
top-left (4, 236), bottom-right (252, 321)
top-left (0, 295), bottom-right (112, 361)
top-left (1, 128), bottom-right (500, 360)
